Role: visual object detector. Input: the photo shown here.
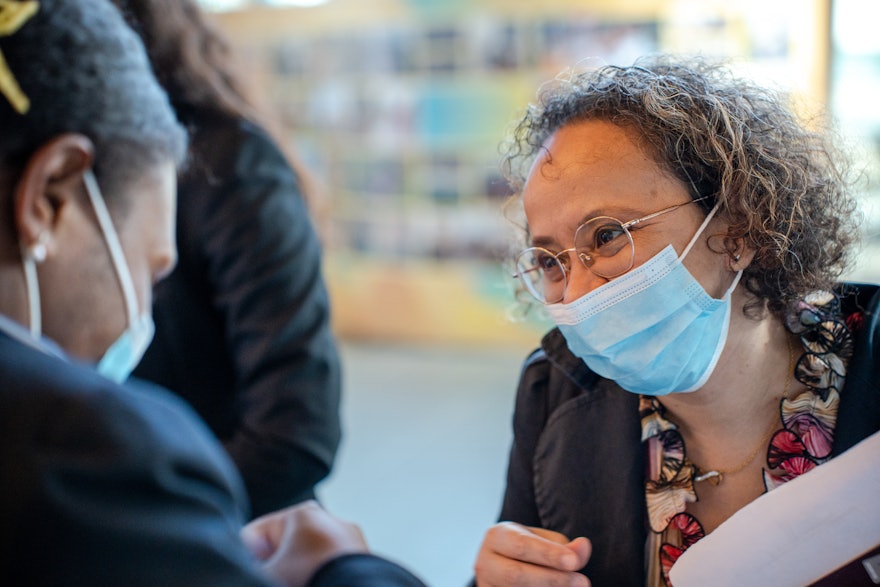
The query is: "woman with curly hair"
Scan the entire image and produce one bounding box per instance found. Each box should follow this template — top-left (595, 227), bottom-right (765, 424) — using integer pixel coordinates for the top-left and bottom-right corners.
top-left (474, 55), bottom-right (880, 586)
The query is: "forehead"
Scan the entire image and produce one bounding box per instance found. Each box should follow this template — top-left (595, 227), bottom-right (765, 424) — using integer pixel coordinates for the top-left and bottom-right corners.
top-left (122, 160), bottom-right (175, 199)
top-left (521, 120), bottom-right (683, 228)
top-left (114, 160), bottom-right (177, 230)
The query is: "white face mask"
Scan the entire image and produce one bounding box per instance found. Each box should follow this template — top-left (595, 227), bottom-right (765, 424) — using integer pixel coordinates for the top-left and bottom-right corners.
top-left (20, 169), bottom-right (154, 383)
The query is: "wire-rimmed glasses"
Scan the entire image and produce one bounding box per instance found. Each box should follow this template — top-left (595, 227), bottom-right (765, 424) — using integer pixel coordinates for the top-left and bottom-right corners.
top-left (514, 197), bottom-right (707, 304)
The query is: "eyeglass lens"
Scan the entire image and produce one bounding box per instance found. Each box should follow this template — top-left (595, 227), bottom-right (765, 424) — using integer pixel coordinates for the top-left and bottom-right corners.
top-left (573, 216), bottom-right (635, 275)
top-left (515, 217), bottom-right (635, 303)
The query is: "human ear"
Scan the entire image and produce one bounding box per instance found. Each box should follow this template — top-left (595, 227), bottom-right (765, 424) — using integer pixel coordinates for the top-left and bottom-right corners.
top-left (722, 236), bottom-right (756, 271)
top-left (13, 134), bottom-right (95, 258)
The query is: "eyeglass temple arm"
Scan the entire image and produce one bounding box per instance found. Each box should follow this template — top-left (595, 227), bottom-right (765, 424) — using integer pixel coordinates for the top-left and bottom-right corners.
top-left (623, 196), bottom-right (709, 229)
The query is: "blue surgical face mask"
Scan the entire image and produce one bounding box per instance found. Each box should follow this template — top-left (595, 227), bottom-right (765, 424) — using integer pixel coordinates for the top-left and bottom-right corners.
top-left (545, 205), bottom-right (742, 396)
top-left (94, 312), bottom-right (155, 383)
top-left (20, 170), bottom-right (154, 383)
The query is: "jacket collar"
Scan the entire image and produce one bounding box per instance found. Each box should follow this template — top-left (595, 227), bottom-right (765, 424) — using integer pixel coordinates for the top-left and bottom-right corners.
top-left (540, 327), bottom-right (599, 390)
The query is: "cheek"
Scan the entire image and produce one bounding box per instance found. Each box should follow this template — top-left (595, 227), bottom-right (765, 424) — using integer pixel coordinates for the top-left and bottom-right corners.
top-left (692, 246), bottom-right (731, 299)
top-left (118, 230), bottom-right (158, 315)
top-left (129, 251), bottom-right (153, 315)
top-left (627, 230), bottom-right (676, 270)
top-left (630, 243), bottom-right (659, 268)
top-left (116, 202), bottom-right (176, 314)
top-left (40, 234), bottom-right (127, 361)
top-left (152, 209), bottom-right (177, 282)
top-left (676, 235), bottom-right (731, 299)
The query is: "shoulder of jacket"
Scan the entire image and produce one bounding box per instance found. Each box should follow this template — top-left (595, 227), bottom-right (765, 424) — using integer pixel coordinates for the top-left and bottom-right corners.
top-left (523, 347), bottom-right (548, 370)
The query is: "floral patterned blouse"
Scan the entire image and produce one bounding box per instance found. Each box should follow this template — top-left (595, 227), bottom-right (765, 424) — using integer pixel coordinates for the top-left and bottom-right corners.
top-left (641, 291), bottom-right (864, 587)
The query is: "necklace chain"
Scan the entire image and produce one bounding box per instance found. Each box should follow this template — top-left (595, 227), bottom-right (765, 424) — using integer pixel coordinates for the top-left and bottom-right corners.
top-left (691, 336), bottom-right (796, 486)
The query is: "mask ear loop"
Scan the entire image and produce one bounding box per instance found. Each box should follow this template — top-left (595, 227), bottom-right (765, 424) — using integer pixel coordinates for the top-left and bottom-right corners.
top-left (20, 236), bottom-right (45, 339)
top-left (679, 204), bottom-right (719, 260)
top-left (679, 203), bottom-right (743, 299)
top-left (82, 170), bottom-right (140, 328)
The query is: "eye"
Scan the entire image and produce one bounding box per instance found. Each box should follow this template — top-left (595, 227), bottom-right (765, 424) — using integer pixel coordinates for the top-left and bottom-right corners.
top-left (534, 251), bottom-right (563, 281)
top-left (593, 223), bottom-right (626, 250)
top-left (535, 250), bottom-right (559, 270)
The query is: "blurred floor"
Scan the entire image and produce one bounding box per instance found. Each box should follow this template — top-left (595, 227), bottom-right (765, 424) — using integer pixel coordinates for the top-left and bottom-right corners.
top-left (318, 341), bottom-right (533, 587)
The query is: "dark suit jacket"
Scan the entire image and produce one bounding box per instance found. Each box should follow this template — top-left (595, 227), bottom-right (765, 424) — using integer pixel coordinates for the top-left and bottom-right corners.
top-left (0, 331), bottom-right (424, 587)
top-left (497, 283), bottom-right (880, 586)
top-left (134, 115), bottom-right (341, 516)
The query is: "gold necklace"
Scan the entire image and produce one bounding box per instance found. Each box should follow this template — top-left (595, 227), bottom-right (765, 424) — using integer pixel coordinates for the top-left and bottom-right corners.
top-left (691, 336), bottom-right (796, 486)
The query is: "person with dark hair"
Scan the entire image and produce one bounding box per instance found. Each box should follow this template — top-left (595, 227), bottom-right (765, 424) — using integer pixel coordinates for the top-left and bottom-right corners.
top-left (473, 56), bottom-right (880, 586)
top-left (0, 1), bottom-right (424, 585)
top-left (110, 0), bottom-right (341, 518)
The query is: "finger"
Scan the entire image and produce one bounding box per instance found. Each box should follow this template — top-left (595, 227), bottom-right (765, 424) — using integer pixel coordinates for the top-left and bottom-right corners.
top-left (525, 528), bottom-right (590, 570)
top-left (475, 551), bottom-right (591, 587)
top-left (528, 526), bottom-right (574, 545)
top-left (240, 524), bottom-right (274, 561)
top-left (242, 535), bottom-right (274, 561)
top-left (488, 523), bottom-right (583, 571)
top-left (241, 501), bottom-right (322, 560)
top-left (292, 499), bottom-right (323, 513)
top-left (565, 537), bottom-right (592, 569)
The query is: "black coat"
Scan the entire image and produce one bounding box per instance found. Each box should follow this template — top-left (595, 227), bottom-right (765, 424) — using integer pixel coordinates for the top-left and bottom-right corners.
top-left (497, 283), bottom-right (880, 586)
top-left (0, 330), bottom-right (423, 587)
top-left (134, 116), bottom-right (341, 517)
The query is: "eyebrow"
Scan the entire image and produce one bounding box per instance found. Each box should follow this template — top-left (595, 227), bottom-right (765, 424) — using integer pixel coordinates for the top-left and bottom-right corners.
top-left (528, 204), bottom-right (646, 248)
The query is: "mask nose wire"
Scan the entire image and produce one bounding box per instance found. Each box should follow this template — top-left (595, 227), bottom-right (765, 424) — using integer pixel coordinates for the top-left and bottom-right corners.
top-left (82, 170), bottom-right (140, 327)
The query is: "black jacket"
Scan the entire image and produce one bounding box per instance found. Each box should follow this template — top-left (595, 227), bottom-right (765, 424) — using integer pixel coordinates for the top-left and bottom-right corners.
top-left (134, 116), bottom-right (341, 517)
top-left (497, 283), bottom-right (880, 586)
top-left (0, 331), bottom-right (423, 587)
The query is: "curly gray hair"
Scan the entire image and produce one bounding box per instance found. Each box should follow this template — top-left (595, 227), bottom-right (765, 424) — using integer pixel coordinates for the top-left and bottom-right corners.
top-left (503, 54), bottom-right (861, 317)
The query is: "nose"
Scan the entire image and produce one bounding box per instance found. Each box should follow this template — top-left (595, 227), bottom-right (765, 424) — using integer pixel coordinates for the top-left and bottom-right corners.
top-left (152, 244), bottom-right (177, 284)
top-left (563, 259), bottom-right (607, 303)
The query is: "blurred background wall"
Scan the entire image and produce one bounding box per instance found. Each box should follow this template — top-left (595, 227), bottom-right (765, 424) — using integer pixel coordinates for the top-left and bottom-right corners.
top-left (195, 2), bottom-right (878, 585)
top-left (200, 0), bottom-right (880, 349)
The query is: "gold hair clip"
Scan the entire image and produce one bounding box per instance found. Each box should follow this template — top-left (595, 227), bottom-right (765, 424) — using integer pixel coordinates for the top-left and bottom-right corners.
top-left (0, 0), bottom-right (39, 114)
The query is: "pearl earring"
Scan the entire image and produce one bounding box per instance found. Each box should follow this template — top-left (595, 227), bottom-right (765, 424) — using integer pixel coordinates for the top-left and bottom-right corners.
top-left (28, 233), bottom-right (48, 263)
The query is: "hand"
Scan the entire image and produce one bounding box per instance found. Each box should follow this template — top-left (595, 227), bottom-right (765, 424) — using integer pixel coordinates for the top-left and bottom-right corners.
top-left (240, 500), bottom-right (369, 587)
top-left (474, 522), bottom-right (592, 587)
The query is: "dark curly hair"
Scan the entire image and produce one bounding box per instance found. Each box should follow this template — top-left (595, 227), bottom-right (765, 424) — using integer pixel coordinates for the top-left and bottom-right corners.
top-left (503, 54), bottom-right (861, 318)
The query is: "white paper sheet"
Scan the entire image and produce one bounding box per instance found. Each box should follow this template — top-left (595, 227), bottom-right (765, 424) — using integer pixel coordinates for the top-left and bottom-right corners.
top-left (669, 430), bottom-right (880, 586)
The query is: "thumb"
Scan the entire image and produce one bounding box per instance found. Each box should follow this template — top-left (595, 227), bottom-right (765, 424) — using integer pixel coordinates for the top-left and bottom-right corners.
top-left (566, 537), bottom-right (592, 569)
top-left (241, 529), bottom-right (274, 561)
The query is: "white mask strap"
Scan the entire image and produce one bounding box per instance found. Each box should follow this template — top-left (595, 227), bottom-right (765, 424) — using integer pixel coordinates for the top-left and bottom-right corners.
top-left (725, 269), bottom-right (744, 298)
top-left (679, 203), bottom-right (719, 261)
top-left (83, 170), bottom-right (140, 326)
top-left (21, 248), bottom-right (41, 338)
top-left (678, 203), bottom-right (743, 299)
